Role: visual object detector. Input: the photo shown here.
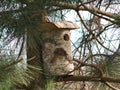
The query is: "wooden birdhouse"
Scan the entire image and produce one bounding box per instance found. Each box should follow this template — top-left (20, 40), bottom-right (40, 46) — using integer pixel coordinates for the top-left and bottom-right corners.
top-left (39, 21), bottom-right (79, 75)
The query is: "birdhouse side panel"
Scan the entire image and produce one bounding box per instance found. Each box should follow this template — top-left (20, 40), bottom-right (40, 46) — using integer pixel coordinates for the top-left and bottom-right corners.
top-left (42, 29), bottom-right (74, 75)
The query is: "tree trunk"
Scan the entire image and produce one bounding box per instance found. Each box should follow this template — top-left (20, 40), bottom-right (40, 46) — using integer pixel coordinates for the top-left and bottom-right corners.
top-left (26, 13), bottom-right (49, 90)
top-left (26, 31), bottom-right (47, 90)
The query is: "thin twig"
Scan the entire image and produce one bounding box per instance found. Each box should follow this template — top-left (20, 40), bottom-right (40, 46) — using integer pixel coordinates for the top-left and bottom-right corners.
top-left (104, 82), bottom-right (120, 90)
top-left (73, 58), bottom-right (104, 77)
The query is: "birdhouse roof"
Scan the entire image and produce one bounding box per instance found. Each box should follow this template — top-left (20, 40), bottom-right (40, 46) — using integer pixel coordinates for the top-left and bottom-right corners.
top-left (41, 21), bottom-right (79, 30)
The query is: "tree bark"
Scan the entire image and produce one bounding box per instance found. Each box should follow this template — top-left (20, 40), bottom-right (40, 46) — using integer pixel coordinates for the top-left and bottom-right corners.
top-left (26, 31), bottom-right (47, 90)
top-left (54, 75), bottom-right (120, 83)
top-left (50, 1), bottom-right (118, 19)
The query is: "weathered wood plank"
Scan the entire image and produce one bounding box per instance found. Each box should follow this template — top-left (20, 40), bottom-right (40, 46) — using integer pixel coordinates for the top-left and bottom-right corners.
top-left (41, 21), bottom-right (79, 30)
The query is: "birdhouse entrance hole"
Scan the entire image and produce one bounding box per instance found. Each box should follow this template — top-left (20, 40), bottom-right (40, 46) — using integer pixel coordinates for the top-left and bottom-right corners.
top-left (64, 34), bottom-right (69, 41)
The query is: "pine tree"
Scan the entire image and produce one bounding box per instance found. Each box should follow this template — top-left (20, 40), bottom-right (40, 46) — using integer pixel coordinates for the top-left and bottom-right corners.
top-left (0, 0), bottom-right (120, 90)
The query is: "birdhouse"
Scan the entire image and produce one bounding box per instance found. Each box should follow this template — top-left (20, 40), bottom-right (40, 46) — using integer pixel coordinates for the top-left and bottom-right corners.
top-left (39, 21), bottom-right (79, 75)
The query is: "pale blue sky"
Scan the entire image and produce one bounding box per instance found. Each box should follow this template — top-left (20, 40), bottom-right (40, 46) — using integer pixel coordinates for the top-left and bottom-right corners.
top-left (65, 10), bottom-right (120, 55)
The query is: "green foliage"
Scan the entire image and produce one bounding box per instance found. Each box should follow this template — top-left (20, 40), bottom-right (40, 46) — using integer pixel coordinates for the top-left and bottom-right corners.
top-left (0, 53), bottom-right (41, 90)
top-left (114, 14), bottom-right (120, 26)
top-left (45, 79), bottom-right (55, 90)
top-left (90, 54), bottom-right (120, 89)
top-left (0, 79), bottom-right (14, 90)
top-left (95, 55), bottom-right (120, 77)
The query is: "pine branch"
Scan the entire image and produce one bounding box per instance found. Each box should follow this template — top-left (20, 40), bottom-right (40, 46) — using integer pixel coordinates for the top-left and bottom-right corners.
top-left (54, 75), bottom-right (120, 83)
top-left (104, 82), bottom-right (120, 90)
top-left (0, 1), bottom-right (118, 20)
top-left (50, 1), bottom-right (118, 19)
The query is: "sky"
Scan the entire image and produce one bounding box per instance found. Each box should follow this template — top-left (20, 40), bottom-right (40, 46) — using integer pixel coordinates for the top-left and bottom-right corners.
top-left (65, 9), bottom-right (120, 55)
